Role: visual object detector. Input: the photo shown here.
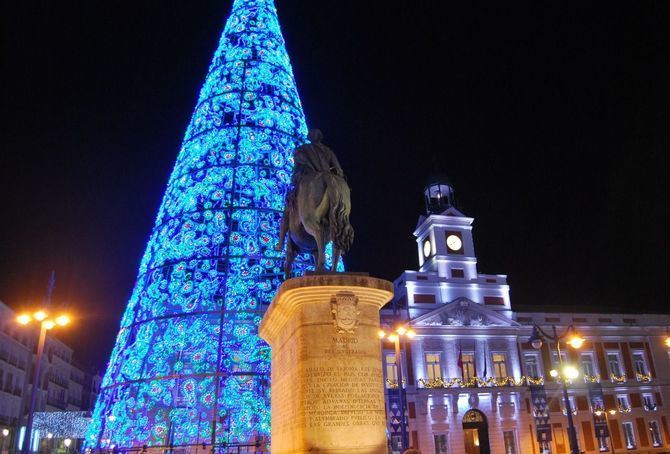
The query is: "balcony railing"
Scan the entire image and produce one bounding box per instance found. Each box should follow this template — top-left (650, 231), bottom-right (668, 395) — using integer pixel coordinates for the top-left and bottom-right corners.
top-left (417, 375), bottom-right (544, 389)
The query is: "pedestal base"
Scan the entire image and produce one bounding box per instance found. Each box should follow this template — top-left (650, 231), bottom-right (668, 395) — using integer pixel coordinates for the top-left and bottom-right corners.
top-left (259, 274), bottom-right (393, 454)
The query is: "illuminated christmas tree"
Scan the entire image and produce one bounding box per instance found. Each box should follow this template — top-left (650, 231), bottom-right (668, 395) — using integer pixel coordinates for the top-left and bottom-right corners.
top-left (86, 0), bottom-right (326, 448)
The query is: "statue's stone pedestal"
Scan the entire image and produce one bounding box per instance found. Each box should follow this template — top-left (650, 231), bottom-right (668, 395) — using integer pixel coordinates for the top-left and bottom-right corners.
top-left (259, 274), bottom-right (393, 454)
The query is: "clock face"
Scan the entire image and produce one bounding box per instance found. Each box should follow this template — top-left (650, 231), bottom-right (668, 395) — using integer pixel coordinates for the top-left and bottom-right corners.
top-left (446, 234), bottom-right (463, 252)
top-left (423, 239), bottom-right (432, 257)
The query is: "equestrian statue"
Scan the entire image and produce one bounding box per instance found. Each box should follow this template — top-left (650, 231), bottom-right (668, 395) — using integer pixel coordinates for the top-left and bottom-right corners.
top-left (275, 129), bottom-right (354, 279)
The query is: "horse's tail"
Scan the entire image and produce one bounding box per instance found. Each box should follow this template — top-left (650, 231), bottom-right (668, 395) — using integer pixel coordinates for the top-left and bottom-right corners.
top-left (326, 173), bottom-right (354, 253)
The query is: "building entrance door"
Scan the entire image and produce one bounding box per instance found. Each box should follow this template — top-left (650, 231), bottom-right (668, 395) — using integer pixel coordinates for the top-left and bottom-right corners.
top-left (462, 409), bottom-right (491, 454)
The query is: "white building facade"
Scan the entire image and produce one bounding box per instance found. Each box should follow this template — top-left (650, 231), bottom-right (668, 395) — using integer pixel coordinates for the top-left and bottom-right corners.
top-left (0, 301), bottom-right (101, 452)
top-left (381, 182), bottom-right (670, 454)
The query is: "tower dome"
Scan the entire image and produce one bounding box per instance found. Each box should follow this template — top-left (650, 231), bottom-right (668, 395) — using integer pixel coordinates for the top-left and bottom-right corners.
top-left (424, 177), bottom-right (457, 215)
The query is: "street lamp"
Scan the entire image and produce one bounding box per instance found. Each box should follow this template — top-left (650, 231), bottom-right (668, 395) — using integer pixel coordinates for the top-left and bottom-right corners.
top-left (64, 438), bottom-right (72, 453)
top-left (594, 409), bottom-right (617, 453)
top-left (529, 324), bottom-right (584, 454)
top-left (664, 327), bottom-right (670, 348)
top-left (378, 324), bottom-right (416, 452)
top-left (1, 428), bottom-right (10, 454)
top-left (16, 310), bottom-right (71, 453)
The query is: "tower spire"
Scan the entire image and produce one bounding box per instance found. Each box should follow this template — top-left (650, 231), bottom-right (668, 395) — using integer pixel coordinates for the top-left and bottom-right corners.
top-left (87, 0), bottom-right (314, 449)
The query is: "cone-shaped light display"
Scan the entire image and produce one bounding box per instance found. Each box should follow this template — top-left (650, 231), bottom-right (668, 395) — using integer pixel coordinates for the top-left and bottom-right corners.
top-left (86, 0), bottom-right (329, 448)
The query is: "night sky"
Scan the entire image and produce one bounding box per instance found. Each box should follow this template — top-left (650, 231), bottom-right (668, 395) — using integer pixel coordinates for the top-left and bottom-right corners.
top-left (2, 1), bottom-right (669, 369)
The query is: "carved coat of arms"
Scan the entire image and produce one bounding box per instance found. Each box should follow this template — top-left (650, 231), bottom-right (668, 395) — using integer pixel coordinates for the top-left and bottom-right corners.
top-left (330, 292), bottom-right (361, 334)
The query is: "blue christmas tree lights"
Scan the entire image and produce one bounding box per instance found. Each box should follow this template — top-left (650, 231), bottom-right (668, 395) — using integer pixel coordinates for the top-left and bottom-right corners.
top-left (86, 0), bottom-right (334, 449)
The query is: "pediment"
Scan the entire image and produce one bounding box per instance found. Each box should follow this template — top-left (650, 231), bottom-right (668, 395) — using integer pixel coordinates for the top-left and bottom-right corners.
top-left (412, 298), bottom-right (519, 327)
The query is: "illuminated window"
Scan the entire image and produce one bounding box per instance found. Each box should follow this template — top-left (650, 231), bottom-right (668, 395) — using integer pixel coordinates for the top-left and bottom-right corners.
top-left (616, 394), bottom-right (630, 411)
top-left (524, 353), bottom-right (541, 378)
top-left (649, 421), bottom-right (662, 447)
top-left (433, 433), bottom-right (448, 454)
top-left (492, 353), bottom-right (508, 379)
top-left (622, 421), bottom-right (636, 449)
top-left (597, 436), bottom-right (608, 452)
top-left (632, 352), bottom-right (648, 376)
top-left (503, 430), bottom-right (518, 454)
top-left (425, 353), bottom-right (442, 380)
top-left (607, 352), bottom-right (622, 376)
top-left (462, 353), bottom-right (475, 380)
top-left (552, 350), bottom-right (567, 367)
top-left (580, 353), bottom-right (596, 376)
top-left (386, 353), bottom-right (398, 384)
top-left (643, 394), bottom-right (657, 411)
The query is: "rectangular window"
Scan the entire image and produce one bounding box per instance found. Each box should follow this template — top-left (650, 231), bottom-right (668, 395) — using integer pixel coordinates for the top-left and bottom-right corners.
top-left (643, 394), bottom-right (656, 411)
top-left (581, 353), bottom-right (596, 377)
top-left (503, 430), bottom-right (518, 454)
top-left (622, 421), bottom-right (636, 449)
top-left (433, 433), bottom-right (448, 454)
top-left (483, 296), bottom-right (505, 305)
top-left (632, 352), bottom-right (647, 376)
top-left (385, 353), bottom-right (398, 386)
top-left (425, 353), bottom-right (442, 381)
top-left (451, 268), bottom-right (464, 278)
top-left (649, 421), bottom-right (662, 447)
top-left (597, 436), bottom-right (608, 452)
top-left (462, 353), bottom-right (475, 381)
top-left (524, 353), bottom-right (541, 378)
top-left (414, 293), bottom-right (436, 304)
top-left (492, 353), bottom-right (507, 379)
top-left (552, 351), bottom-right (567, 367)
top-left (607, 352), bottom-right (622, 376)
top-left (617, 395), bottom-right (630, 411)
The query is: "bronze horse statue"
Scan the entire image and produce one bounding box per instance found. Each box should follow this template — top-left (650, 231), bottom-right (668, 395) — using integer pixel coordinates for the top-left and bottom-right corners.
top-left (276, 130), bottom-right (354, 279)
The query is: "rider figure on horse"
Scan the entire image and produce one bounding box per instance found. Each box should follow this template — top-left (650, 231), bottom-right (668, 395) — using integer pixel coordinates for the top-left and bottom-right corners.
top-left (275, 129), bottom-right (344, 252)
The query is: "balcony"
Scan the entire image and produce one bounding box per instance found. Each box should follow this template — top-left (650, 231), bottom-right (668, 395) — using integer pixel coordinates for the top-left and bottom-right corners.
top-left (1, 384), bottom-right (22, 397)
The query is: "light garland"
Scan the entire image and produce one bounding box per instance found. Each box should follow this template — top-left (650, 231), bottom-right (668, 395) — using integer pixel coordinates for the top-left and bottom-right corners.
top-left (583, 374), bottom-right (601, 383)
top-left (418, 376), bottom-right (545, 389)
top-left (386, 379), bottom-right (406, 389)
top-left (635, 372), bottom-right (652, 383)
top-left (85, 0), bottom-right (341, 450)
top-left (33, 412), bottom-right (91, 438)
top-left (610, 373), bottom-right (627, 384)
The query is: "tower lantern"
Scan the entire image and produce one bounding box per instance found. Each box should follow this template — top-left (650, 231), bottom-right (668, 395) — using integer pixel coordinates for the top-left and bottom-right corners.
top-left (424, 179), bottom-right (456, 215)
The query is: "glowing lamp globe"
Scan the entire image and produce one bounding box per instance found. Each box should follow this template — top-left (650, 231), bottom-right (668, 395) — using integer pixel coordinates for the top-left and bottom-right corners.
top-left (567, 335), bottom-right (585, 349)
top-left (563, 365), bottom-right (579, 380)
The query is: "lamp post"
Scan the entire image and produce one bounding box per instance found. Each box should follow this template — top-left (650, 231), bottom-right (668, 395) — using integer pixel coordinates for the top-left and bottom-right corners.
top-left (1, 428), bottom-right (9, 454)
top-left (63, 438), bottom-right (72, 454)
top-left (594, 409), bottom-right (617, 453)
top-left (378, 325), bottom-right (415, 452)
top-left (16, 311), bottom-right (70, 453)
top-left (529, 324), bottom-right (584, 454)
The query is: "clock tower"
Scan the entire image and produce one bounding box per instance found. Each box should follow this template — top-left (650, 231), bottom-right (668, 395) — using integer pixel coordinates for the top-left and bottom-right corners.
top-left (392, 178), bottom-right (511, 319)
top-left (416, 180), bottom-right (477, 279)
